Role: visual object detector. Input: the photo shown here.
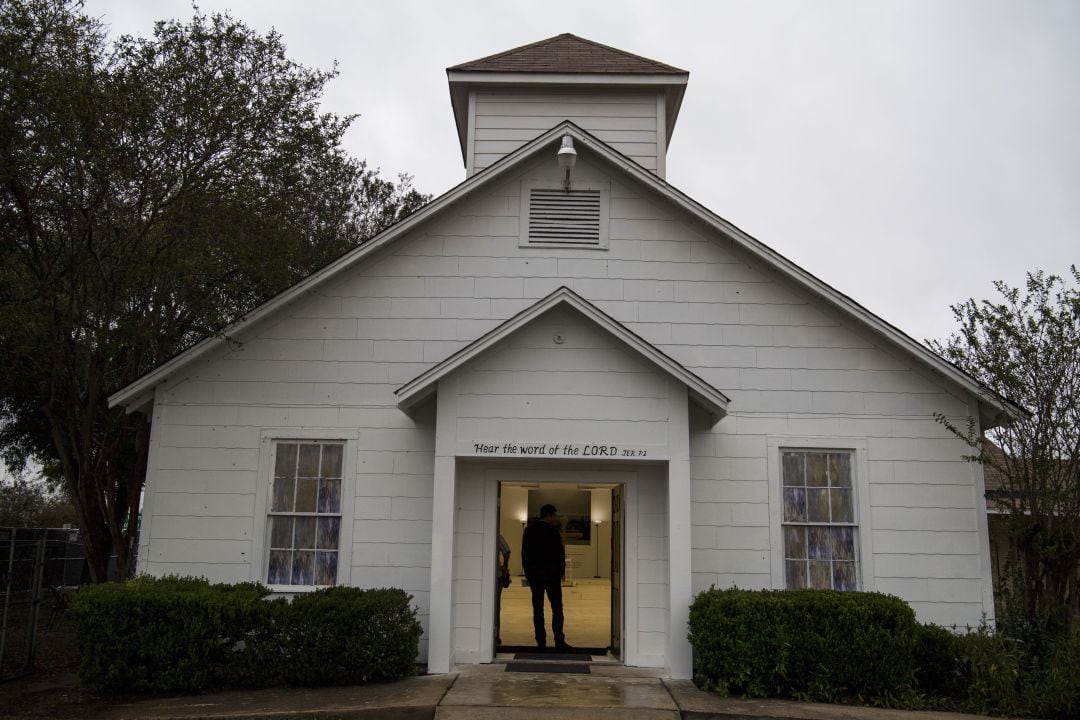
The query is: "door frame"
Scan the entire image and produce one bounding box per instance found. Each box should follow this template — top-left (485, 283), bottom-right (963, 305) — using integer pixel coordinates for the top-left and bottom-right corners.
top-left (481, 465), bottom-right (638, 665)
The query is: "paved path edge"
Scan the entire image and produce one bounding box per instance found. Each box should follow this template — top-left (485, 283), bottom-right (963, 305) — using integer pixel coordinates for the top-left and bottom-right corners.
top-left (82, 672), bottom-right (1004, 720)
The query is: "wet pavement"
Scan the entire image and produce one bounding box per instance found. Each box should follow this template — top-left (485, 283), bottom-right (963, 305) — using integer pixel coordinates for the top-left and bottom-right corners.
top-left (662, 680), bottom-right (997, 720)
top-left (102, 674), bottom-right (453, 719)
top-left (438, 671), bottom-right (680, 719)
top-left (1, 665), bottom-right (1003, 720)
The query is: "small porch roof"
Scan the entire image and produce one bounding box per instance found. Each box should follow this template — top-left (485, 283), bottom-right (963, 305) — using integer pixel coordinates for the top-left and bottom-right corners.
top-left (394, 286), bottom-right (730, 424)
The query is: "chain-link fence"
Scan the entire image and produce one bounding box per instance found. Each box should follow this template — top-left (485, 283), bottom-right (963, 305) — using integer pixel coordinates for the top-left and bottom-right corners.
top-left (0, 527), bottom-right (84, 681)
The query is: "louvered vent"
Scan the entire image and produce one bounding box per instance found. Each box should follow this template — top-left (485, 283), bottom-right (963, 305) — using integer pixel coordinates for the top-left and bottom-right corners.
top-left (528, 188), bottom-right (602, 245)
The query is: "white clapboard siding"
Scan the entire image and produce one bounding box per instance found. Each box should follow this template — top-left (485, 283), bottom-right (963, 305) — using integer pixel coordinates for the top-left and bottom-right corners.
top-left (472, 89), bottom-right (661, 174)
top-left (451, 467), bottom-right (488, 664)
top-left (143, 149), bottom-right (990, 645)
top-left (636, 468), bottom-right (669, 667)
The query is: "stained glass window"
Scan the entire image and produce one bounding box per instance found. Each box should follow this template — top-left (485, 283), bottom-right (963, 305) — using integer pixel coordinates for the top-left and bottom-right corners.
top-left (781, 450), bottom-right (858, 591)
top-left (267, 441), bottom-right (344, 586)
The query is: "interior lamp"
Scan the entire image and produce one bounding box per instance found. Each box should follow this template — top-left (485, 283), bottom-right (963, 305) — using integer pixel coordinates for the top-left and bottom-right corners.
top-left (557, 135), bottom-right (577, 191)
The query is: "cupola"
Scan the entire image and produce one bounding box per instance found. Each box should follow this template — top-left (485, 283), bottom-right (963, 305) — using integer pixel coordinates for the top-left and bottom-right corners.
top-left (447, 33), bottom-right (688, 179)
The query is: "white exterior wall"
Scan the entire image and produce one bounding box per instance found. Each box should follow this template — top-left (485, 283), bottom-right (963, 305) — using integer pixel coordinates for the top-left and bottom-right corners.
top-left (139, 144), bottom-right (994, 671)
top-left (451, 306), bottom-right (673, 450)
top-left (435, 311), bottom-right (677, 668)
top-left (449, 463), bottom-right (668, 668)
top-left (470, 88), bottom-right (663, 175)
top-left (452, 463), bottom-right (489, 664)
top-left (636, 466), bottom-right (669, 667)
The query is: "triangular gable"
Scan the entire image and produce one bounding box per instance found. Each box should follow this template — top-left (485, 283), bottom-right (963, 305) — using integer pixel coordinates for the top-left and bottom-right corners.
top-left (109, 120), bottom-right (1020, 426)
top-left (394, 286), bottom-right (730, 424)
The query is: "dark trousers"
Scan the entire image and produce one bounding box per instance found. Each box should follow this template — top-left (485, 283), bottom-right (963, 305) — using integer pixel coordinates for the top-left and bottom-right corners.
top-left (495, 585), bottom-right (504, 643)
top-left (527, 575), bottom-right (564, 646)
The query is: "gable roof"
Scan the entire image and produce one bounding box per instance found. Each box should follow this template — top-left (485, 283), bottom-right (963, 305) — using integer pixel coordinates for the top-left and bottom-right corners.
top-left (448, 33), bottom-right (686, 74)
top-left (395, 286), bottom-right (730, 423)
top-left (108, 120), bottom-right (1022, 427)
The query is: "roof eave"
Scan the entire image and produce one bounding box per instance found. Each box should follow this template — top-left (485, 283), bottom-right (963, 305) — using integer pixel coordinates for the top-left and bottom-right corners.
top-left (447, 70), bottom-right (688, 85)
top-left (546, 130), bottom-right (1024, 423)
top-left (109, 122), bottom-right (587, 411)
top-left (112, 119), bottom-right (1014, 426)
top-left (979, 397), bottom-right (1027, 431)
top-left (664, 83), bottom-right (687, 145)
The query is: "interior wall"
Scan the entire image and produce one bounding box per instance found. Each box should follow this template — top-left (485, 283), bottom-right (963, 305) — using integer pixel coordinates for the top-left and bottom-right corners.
top-left (499, 485), bottom-right (528, 576)
top-left (592, 488), bottom-right (612, 580)
top-left (498, 483), bottom-right (612, 579)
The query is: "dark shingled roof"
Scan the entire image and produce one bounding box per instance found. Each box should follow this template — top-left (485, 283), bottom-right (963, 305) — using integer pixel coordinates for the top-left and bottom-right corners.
top-left (982, 439), bottom-right (1008, 494)
top-left (449, 33), bottom-right (686, 75)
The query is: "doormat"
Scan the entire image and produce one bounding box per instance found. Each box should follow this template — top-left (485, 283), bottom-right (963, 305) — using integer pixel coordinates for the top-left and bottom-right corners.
top-left (513, 652), bottom-right (592, 662)
top-left (506, 662), bottom-right (590, 674)
top-left (501, 645), bottom-right (606, 655)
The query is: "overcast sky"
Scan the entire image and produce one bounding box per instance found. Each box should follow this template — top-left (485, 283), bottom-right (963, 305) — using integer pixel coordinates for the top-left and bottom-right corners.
top-left (82, 0), bottom-right (1079, 345)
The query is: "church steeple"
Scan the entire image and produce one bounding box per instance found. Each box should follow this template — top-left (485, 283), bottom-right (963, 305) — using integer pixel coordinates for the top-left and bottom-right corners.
top-left (447, 34), bottom-right (688, 179)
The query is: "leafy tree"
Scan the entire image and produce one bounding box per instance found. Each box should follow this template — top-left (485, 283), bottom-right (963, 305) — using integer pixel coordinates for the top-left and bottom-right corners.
top-left (0, 467), bottom-right (78, 528)
top-left (0, 1), bottom-right (428, 580)
top-left (930, 267), bottom-right (1079, 630)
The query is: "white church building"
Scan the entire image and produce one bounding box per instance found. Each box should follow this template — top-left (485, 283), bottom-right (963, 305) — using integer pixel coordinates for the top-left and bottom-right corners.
top-left (109, 34), bottom-right (1016, 678)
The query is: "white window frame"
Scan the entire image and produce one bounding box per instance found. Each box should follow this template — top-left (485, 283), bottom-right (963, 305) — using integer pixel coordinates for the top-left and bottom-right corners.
top-left (767, 437), bottom-right (875, 591)
top-left (252, 429), bottom-right (357, 592)
top-left (519, 179), bottom-right (610, 250)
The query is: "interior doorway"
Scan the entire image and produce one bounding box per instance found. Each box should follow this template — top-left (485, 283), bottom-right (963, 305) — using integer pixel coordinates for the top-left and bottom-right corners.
top-left (495, 480), bottom-right (622, 656)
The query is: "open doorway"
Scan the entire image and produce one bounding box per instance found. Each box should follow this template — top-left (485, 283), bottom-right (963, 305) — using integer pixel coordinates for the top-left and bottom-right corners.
top-left (495, 481), bottom-right (622, 657)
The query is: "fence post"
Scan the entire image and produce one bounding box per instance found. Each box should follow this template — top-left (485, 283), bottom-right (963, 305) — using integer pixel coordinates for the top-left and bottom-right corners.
top-left (25, 534), bottom-right (47, 670)
top-left (0, 528), bottom-right (15, 673)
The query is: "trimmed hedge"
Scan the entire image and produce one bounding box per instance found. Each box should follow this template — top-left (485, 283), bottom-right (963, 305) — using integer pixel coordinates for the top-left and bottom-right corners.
top-left (689, 587), bottom-right (1080, 718)
top-left (688, 587), bottom-right (918, 704)
top-left (279, 587), bottom-right (423, 686)
top-left (69, 576), bottom-right (271, 694)
top-left (70, 577), bottom-right (421, 694)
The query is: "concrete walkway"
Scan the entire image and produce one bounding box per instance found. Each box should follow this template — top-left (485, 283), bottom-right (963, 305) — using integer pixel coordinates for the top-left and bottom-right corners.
top-left (86, 665), bottom-right (1000, 720)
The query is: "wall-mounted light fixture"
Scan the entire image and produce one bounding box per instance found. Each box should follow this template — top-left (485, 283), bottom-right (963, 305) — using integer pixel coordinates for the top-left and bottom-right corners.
top-left (557, 135), bottom-right (577, 191)
top-left (519, 512), bottom-right (528, 527)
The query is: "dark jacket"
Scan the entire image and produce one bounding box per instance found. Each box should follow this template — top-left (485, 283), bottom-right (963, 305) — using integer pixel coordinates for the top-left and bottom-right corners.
top-left (521, 518), bottom-right (564, 580)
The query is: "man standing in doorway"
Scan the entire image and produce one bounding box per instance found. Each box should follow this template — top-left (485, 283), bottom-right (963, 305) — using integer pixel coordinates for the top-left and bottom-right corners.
top-left (521, 504), bottom-right (569, 650)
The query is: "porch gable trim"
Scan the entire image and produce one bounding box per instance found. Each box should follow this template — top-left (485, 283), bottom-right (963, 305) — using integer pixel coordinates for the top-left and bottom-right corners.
top-left (394, 286), bottom-right (730, 422)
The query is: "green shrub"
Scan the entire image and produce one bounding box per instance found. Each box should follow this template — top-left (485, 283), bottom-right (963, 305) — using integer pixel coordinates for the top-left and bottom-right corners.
top-left (1030, 626), bottom-right (1080, 720)
top-left (278, 587), bottom-right (422, 686)
top-left (69, 576), bottom-right (272, 694)
top-left (689, 586), bottom-right (1080, 717)
top-left (953, 624), bottom-right (1027, 716)
top-left (913, 623), bottom-right (963, 700)
top-left (941, 621), bottom-right (1079, 718)
top-left (70, 577), bottom-right (422, 694)
top-left (688, 587), bottom-right (918, 705)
